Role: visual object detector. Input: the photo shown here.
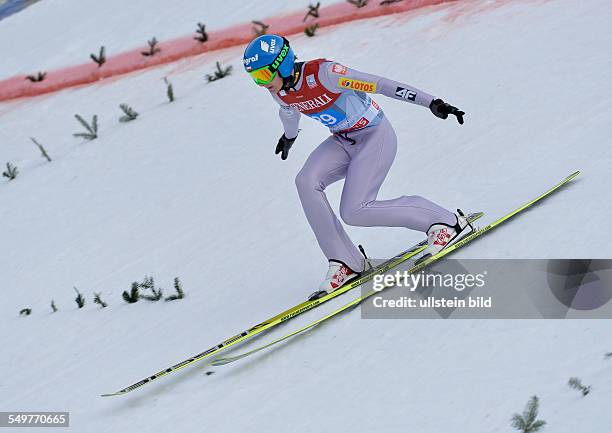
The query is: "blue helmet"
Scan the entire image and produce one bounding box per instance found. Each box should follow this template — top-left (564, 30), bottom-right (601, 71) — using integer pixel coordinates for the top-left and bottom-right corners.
top-left (242, 34), bottom-right (295, 78)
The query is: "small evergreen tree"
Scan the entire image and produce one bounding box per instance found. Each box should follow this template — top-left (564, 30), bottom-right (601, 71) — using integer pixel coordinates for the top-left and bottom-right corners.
top-left (304, 24), bottom-right (319, 37)
top-left (140, 275), bottom-right (154, 289)
top-left (165, 277), bottom-right (185, 301)
top-left (90, 46), bottom-right (106, 67)
top-left (20, 308), bottom-right (32, 316)
top-left (73, 287), bottom-right (85, 308)
top-left (30, 137), bottom-right (52, 161)
top-left (94, 292), bottom-right (108, 308)
top-left (194, 23), bottom-right (208, 42)
top-left (2, 162), bottom-right (18, 180)
top-left (139, 275), bottom-right (163, 301)
top-left (206, 62), bottom-right (233, 82)
top-left (142, 37), bottom-right (161, 57)
top-left (510, 396), bottom-right (546, 433)
top-left (303, 2), bottom-right (321, 22)
top-left (122, 282), bottom-right (140, 303)
top-left (164, 77), bottom-right (175, 102)
top-left (119, 104), bottom-right (139, 122)
top-left (73, 114), bottom-right (98, 140)
top-left (251, 20), bottom-right (269, 36)
top-left (568, 377), bottom-right (591, 396)
top-left (26, 72), bottom-right (46, 82)
top-left (51, 300), bottom-right (58, 312)
top-left (346, 0), bottom-right (368, 7)
top-left (140, 287), bottom-right (163, 301)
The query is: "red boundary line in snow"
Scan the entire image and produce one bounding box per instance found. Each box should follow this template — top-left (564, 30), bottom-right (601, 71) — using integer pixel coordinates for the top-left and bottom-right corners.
top-left (0, 0), bottom-right (454, 102)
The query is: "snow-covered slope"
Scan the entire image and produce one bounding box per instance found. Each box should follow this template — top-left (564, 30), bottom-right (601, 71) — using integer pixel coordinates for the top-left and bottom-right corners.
top-left (1, 1), bottom-right (611, 432)
top-left (0, 0), bottom-right (337, 78)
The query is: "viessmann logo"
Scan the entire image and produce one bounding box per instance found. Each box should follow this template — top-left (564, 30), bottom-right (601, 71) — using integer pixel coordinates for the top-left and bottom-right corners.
top-left (260, 38), bottom-right (276, 53)
top-left (338, 78), bottom-right (377, 93)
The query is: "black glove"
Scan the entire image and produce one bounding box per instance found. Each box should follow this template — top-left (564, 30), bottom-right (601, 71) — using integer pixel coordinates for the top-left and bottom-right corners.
top-left (275, 134), bottom-right (297, 160)
top-left (429, 98), bottom-right (465, 125)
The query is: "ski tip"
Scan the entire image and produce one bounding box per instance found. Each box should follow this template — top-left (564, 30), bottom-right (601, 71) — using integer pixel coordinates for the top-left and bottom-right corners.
top-left (100, 391), bottom-right (124, 397)
top-left (568, 170), bottom-right (581, 179)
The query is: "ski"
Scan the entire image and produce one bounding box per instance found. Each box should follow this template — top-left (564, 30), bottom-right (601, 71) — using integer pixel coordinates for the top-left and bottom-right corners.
top-left (100, 212), bottom-right (483, 397)
top-left (211, 171), bottom-right (580, 366)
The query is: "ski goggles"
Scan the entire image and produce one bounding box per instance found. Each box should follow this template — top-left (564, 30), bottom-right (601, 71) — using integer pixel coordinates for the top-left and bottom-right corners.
top-left (248, 66), bottom-right (277, 85)
top-left (247, 39), bottom-right (291, 85)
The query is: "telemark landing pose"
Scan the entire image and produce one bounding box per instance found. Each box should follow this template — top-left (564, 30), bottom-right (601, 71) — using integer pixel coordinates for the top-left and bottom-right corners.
top-left (243, 35), bottom-right (471, 300)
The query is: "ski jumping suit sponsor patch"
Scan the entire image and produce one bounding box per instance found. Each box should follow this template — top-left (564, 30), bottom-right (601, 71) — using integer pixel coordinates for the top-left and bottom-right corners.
top-left (338, 78), bottom-right (377, 93)
top-left (277, 59), bottom-right (381, 132)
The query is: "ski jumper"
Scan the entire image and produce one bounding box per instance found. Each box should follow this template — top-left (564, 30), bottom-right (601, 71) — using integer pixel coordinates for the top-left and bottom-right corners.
top-left (273, 59), bottom-right (456, 273)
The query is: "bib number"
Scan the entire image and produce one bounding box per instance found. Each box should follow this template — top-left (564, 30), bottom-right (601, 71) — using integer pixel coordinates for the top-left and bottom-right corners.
top-left (311, 113), bottom-right (338, 126)
top-left (308, 108), bottom-right (345, 126)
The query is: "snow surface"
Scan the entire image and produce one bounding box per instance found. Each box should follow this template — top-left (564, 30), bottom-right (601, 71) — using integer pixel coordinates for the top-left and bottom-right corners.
top-left (1, 0), bottom-right (611, 432)
top-left (0, 0), bottom-right (340, 78)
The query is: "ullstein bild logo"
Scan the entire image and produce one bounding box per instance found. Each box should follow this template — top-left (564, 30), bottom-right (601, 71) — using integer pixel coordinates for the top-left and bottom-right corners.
top-left (338, 78), bottom-right (377, 93)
